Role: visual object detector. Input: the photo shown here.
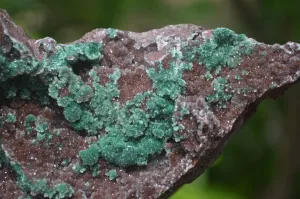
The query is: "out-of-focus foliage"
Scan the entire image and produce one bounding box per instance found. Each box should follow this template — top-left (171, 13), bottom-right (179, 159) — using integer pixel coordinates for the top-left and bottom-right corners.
top-left (1, 0), bottom-right (300, 199)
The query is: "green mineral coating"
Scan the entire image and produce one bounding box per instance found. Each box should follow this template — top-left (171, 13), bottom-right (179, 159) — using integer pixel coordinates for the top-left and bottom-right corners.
top-left (106, 169), bottom-right (118, 181)
top-left (30, 179), bottom-right (74, 199)
top-left (79, 167), bottom-right (86, 173)
top-left (260, 51), bottom-right (267, 57)
top-left (1, 30), bottom-right (242, 170)
top-left (196, 28), bottom-right (255, 71)
top-left (179, 104), bottom-right (190, 119)
top-left (57, 143), bottom-right (63, 150)
top-left (63, 102), bottom-right (83, 122)
top-left (36, 131), bottom-right (52, 142)
top-left (31, 179), bottom-right (48, 194)
top-left (35, 121), bottom-right (49, 133)
top-left (35, 120), bottom-right (52, 142)
top-left (106, 28), bottom-right (117, 39)
top-left (91, 164), bottom-right (100, 177)
top-left (206, 77), bottom-right (233, 108)
top-left (25, 114), bottom-right (36, 123)
top-left (146, 62), bottom-right (192, 99)
top-left (98, 134), bottom-right (165, 166)
top-left (1, 76), bottom-right (49, 104)
top-left (20, 88), bottom-right (31, 100)
top-left (204, 71), bottom-right (213, 81)
top-left (50, 42), bottom-right (103, 65)
top-left (7, 113), bottom-right (17, 123)
top-left (234, 74), bottom-right (242, 80)
top-left (79, 144), bottom-right (100, 166)
top-left (0, 41), bottom-right (41, 82)
top-left (241, 70), bottom-right (249, 75)
top-left (56, 96), bottom-right (73, 107)
top-left (24, 114), bottom-right (35, 132)
top-left (75, 60), bottom-right (190, 168)
top-left (11, 163), bottom-right (32, 192)
top-left (171, 47), bottom-right (183, 59)
top-left (269, 82), bottom-right (278, 89)
top-left (181, 44), bottom-right (197, 62)
top-left (1, 144), bottom-right (74, 199)
top-left (18, 196), bottom-right (32, 199)
top-left (5, 86), bottom-right (17, 98)
top-left (0, 141), bottom-right (9, 165)
top-left (72, 162), bottom-right (82, 173)
top-left (147, 121), bottom-right (173, 139)
top-left (61, 159), bottom-right (69, 166)
top-left (214, 66), bottom-right (222, 75)
top-left (39, 93), bottom-right (50, 105)
top-left (50, 183), bottom-right (74, 198)
top-left (74, 85), bottom-right (93, 103)
top-left (1, 37), bottom-right (191, 168)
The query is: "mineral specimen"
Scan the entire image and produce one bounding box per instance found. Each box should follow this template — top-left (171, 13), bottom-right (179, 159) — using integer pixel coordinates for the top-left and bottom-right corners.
top-left (0, 8), bottom-right (300, 199)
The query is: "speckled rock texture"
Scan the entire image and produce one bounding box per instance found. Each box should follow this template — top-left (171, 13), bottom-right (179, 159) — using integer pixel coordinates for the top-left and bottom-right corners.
top-left (1, 9), bottom-right (300, 199)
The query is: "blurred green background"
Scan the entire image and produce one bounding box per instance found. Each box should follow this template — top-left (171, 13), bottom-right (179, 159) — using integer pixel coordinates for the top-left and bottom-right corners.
top-left (1, 0), bottom-right (300, 198)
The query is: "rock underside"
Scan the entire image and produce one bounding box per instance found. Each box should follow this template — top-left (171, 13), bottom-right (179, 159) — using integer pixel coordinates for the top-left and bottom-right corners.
top-left (0, 9), bottom-right (300, 199)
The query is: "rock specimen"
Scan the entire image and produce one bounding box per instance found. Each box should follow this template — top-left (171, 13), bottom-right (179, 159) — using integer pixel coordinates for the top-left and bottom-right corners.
top-left (0, 8), bottom-right (300, 199)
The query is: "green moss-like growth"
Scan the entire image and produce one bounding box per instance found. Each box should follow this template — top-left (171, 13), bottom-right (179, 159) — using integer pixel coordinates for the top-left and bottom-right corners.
top-left (7, 113), bottom-right (17, 123)
top-left (196, 28), bottom-right (255, 71)
top-left (106, 169), bottom-right (118, 181)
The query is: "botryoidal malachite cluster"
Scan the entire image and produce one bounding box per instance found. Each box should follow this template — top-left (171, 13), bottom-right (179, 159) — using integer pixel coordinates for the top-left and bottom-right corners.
top-left (0, 28), bottom-right (255, 183)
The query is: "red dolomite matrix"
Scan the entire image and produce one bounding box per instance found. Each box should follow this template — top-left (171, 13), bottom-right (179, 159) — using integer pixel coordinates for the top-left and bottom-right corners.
top-left (1, 8), bottom-right (300, 199)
